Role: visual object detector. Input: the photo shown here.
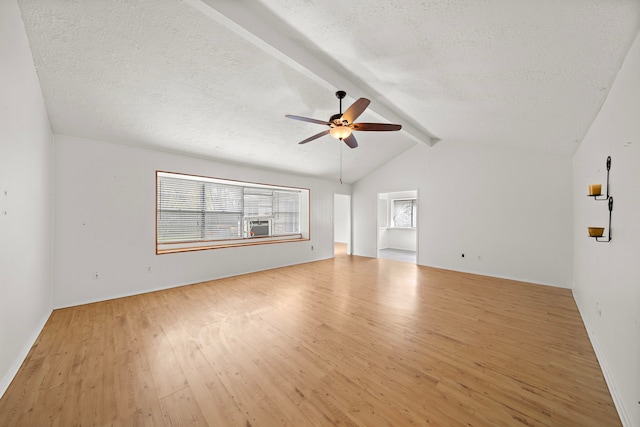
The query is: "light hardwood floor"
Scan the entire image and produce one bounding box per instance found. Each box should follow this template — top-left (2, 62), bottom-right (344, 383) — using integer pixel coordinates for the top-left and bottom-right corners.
top-left (0, 252), bottom-right (620, 426)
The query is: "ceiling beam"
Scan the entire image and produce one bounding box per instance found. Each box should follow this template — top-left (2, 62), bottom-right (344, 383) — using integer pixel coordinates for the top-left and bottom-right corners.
top-left (186, 0), bottom-right (438, 147)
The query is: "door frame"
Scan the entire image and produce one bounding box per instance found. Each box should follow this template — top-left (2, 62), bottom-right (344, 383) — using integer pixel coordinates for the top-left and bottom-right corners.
top-left (376, 190), bottom-right (419, 263)
top-left (333, 193), bottom-right (352, 255)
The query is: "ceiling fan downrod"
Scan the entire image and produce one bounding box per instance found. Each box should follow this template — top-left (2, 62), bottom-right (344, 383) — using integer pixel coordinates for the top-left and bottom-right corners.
top-left (335, 90), bottom-right (346, 115)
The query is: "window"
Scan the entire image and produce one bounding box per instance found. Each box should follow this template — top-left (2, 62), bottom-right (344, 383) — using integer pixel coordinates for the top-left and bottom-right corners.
top-left (156, 171), bottom-right (309, 253)
top-left (392, 199), bottom-right (416, 228)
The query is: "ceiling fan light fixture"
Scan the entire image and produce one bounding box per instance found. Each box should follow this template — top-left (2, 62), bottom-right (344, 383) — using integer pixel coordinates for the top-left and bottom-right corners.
top-left (286, 90), bottom-right (401, 146)
top-left (329, 126), bottom-right (352, 140)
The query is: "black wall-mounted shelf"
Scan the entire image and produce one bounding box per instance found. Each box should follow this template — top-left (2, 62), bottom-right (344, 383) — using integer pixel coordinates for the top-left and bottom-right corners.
top-left (587, 156), bottom-right (611, 200)
top-left (590, 197), bottom-right (613, 242)
top-left (588, 156), bottom-right (613, 243)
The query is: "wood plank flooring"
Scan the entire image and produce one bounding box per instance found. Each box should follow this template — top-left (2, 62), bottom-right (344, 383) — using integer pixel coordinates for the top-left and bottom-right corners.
top-left (0, 252), bottom-right (621, 426)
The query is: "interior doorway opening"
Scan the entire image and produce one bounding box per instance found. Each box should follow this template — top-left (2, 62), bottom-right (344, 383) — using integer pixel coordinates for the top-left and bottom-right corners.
top-left (377, 190), bottom-right (418, 263)
top-left (334, 193), bottom-right (351, 256)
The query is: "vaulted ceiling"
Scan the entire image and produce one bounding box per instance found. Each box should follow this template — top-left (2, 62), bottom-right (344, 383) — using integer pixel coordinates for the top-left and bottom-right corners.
top-left (17, 0), bottom-right (640, 183)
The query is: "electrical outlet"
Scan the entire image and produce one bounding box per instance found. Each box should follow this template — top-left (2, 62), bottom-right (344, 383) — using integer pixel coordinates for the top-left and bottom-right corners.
top-left (147, 267), bottom-right (152, 272)
top-left (94, 272), bottom-right (99, 280)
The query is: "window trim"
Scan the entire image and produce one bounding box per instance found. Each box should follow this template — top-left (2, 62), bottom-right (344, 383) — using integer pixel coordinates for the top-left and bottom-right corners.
top-left (156, 171), bottom-right (310, 254)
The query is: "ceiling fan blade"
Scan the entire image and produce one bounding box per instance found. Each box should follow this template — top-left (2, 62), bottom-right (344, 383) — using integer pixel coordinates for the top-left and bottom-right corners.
top-left (341, 98), bottom-right (370, 124)
top-left (285, 115), bottom-right (331, 126)
top-left (298, 129), bottom-right (330, 144)
top-left (343, 133), bottom-right (358, 149)
top-left (351, 122), bottom-right (402, 131)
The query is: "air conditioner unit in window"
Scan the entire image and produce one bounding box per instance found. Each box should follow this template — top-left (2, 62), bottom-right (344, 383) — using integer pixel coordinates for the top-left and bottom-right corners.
top-left (244, 218), bottom-right (273, 238)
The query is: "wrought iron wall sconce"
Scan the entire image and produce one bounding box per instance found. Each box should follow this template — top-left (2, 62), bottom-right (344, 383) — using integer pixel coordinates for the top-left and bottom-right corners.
top-left (587, 156), bottom-right (611, 200)
top-left (589, 197), bottom-right (613, 242)
top-left (587, 156), bottom-right (613, 243)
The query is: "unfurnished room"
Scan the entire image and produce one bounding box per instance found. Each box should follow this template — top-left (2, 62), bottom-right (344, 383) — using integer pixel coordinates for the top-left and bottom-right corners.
top-left (1, 1), bottom-right (639, 426)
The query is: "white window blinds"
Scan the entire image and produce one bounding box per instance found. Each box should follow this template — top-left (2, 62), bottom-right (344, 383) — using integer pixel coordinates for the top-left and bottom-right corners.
top-left (157, 177), bottom-right (243, 242)
top-left (393, 199), bottom-right (417, 228)
top-left (243, 188), bottom-right (273, 217)
top-left (274, 190), bottom-right (300, 234)
top-left (157, 172), bottom-right (302, 246)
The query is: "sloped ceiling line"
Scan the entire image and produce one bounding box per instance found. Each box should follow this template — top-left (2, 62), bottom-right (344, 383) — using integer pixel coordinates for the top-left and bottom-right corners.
top-left (191, 0), bottom-right (437, 147)
top-left (16, 0), bottom-right (640, 182)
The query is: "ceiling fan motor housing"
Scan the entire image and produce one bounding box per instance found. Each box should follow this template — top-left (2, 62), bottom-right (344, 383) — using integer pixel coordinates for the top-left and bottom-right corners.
top-left (329, 113), bottom-right (343, 122)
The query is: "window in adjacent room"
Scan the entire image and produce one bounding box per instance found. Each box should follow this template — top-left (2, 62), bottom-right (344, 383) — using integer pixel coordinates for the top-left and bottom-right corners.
top-left (392, 199), bottom-right (417, 228)
top-left (156, 171), bottom-right (309, 253)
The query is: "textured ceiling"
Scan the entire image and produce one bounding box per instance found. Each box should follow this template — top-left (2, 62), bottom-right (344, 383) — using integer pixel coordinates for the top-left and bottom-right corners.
top-left (17, 0), bottom-right (640, 183)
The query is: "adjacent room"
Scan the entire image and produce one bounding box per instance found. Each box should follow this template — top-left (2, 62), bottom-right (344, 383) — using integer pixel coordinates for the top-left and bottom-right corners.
top-left (1, 1), bottom-right (639, 425)
top-left (377, 190), bottom-right (418, 263)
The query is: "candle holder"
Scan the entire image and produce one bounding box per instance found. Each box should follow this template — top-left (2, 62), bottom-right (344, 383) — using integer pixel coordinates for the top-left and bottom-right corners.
top-left (588, 197), bottom-right (613, 242)
top-left (587, 156), bottom-right (611, 200)
top-left (587, 156), bottom-right (613, 243)
top-left (588, 227), bottom-right (604, 237)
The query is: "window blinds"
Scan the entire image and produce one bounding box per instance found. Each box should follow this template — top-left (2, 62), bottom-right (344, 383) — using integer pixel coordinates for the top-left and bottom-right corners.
top-left (274, 190), bottom-right (299, 234)
top-left (393, 199), bottom-right (416, 228)
top-left (157, 174), bottom-right (301, 244)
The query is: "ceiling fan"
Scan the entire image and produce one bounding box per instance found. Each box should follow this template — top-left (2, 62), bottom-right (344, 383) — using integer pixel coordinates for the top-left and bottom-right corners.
top-left (285, 90), bottom-right (402, 148)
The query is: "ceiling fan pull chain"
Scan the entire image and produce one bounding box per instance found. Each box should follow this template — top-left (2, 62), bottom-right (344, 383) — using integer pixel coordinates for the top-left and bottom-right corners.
top-left (339, 141), bottom-right (343, 184)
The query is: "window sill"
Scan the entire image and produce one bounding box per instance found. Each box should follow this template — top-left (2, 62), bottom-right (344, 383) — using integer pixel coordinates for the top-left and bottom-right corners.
top-left (157, 235), bottom-right (309, 254)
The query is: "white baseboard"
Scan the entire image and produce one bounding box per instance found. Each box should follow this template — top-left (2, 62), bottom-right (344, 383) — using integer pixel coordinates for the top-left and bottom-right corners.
top-left (574, 296), bottom-right (630, 426)
top-left (418, 262), bottom-right (570, 289)
top-left (0, 310), bottom-right (52, 399)
top-left (54, 256), bottom-right (335, 309)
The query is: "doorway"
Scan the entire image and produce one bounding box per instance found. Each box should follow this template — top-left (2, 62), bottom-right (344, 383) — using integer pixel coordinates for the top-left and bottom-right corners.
top-left (377, 190), bottom-right (417, 263)
top-left (334, 194), bottom-right (351, 256)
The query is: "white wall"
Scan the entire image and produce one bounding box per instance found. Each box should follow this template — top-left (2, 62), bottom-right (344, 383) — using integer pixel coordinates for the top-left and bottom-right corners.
top-left (0, 0), bottom-right (53, 397)
top-left (333, 194), bottom-right (350, 244)
top-left (572, 31), bottom-right (640, 427)
top-left (377, 195), bottom-right (389, 249)
top-left (353, 141), bottom-right (573, 287)
top-left (53, 135), bottom-right (348, 308)
top-left (386, 229), bottom-right (416, 251)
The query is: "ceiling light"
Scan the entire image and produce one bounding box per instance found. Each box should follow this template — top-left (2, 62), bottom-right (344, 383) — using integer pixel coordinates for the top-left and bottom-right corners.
top-left (329, 126), bottom-right (352, 140)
